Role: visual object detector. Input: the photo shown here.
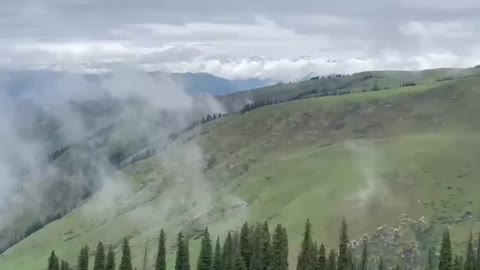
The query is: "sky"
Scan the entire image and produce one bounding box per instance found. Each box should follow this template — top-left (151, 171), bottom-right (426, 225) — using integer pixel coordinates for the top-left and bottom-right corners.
top-left (2, 0), bottom-right (480, 80)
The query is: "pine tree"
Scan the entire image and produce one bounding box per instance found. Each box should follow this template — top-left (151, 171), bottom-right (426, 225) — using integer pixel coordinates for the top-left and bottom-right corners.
top-left (197, 228), bottom-right (213, 270)
top-left (93, 241), bottom-right (106, 270)
top-left (378, 259), bottom-right (384, 270)
top-left (318, 244), bottom-right (326, 270)
top-left (250, 224), bottom-right (265, 270)
top-left (175, 232), bottom-right (184, 270)
top-left (465, 233), bottom-right (475, 270)
top-left (232, 247), bottom-right (247, 270)
top-left (185, 237), bottom-right (191, 270)
top-left (106, 245), bottom-right (116, 270)
top-left (224, 231), bottom-right (235, 270)
top-left (52, 255), bottom-right (60, 270)
top-left (272, 224), bottom-right (289, 270)
top-left (262, 221), bottom-right (272, 270)
top-left (360, 238), bottom-right (368, 270)
top-left (156, 229), bottom-right (167, 270)
top-left (240, 222), bottom-right (252, 268)
top-left (175, 232), bottom-right (190, 270)
top-left (338, 219), bottom-right (349, 270)
top-left (119, 238), bottom-right (133, 270)
top-left (297, 219), bottom-right (316, 270)
top-left (78, 246), bottom-right (89, 270)
top-left (48, 250), bottom-right (57, 270)
top-left (213, 237), bottom-right (223, 270)
top-left (439, 229), bottom-right (452, 270)
top-left (326, 250), bottom-right (337, 270)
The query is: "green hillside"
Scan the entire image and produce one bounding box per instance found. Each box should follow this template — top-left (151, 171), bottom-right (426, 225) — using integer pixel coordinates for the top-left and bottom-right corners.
top-left (219, 67), bottom-right (480, 112)
top-left (3, 74), bottom-right (480, 270)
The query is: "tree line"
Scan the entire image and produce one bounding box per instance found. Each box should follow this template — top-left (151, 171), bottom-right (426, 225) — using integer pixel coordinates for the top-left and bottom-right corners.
top-left (239, 82), bottom-right (395, 114)
top-left (46, 219), bottom-right (473, 270)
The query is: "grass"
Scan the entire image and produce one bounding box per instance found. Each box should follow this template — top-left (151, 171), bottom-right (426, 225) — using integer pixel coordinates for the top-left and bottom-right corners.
top-left (219, 68), bottom-right (480, 111)
top-left (3, 75), bottom-right (480, 269)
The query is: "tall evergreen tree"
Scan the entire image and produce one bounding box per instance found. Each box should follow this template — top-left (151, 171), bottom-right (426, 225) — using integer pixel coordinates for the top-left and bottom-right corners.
top-left (439, 229), bottom-right (452, 270)
top-left (232, 247), bottom-right (247, 270)
top-left (197, 228), bottom-right (213, 270)
top-left (52, 254), bottom-right (60, 270)
top-left (48, 250), bottom-right (57, 270)
top-left (175, 232), bottom-right (190, 270)
top-left (106, 245), bottom-right (116, 270)
top-left (240, 222), bottom-right (252, 268)
top-left (93, 241), bottom-right (106, 270)
top-left (272, 224), bottom-right (289, 270)
top-left (338, 219), bottom-right (349, 270)
top-left (176, 232), bottom-right (186, 270)
top-left (360, 238), bottom-right (368, 270)
top-left (297, 219), bottom-right (316, 270)
top-left (224, 232), bottom-right (235, 270)
top-left (465, 233), bottom-right (475, 270)
top-left (185, 236), bottom-right (191, 270)
top-left (250, 225), bottom-right (264, 270)
top-left (318, 244), bottom-right (326, 270)
top-left (78, 246), bottom-right (89, 270)
top-left (119, 238), bottom-right (133, 270)
top-left (156, 229), bottom-right (167, 270)
top-left (262, 221), bottom-right (272, 270)
top-left (213, 237), bottom-right (223, 270)
top-left (326, 250), bottom-right (337, 270)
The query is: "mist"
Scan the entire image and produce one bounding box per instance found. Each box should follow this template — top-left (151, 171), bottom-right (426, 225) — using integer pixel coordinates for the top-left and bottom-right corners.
top-left (0, 67), bottom-right (234, 253)
top-left (344, 140), bottom-right (391, 208)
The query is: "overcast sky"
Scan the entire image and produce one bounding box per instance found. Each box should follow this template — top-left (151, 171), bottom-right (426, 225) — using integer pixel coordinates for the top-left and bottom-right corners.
top-left (2, 0), bottom-right (480, 80)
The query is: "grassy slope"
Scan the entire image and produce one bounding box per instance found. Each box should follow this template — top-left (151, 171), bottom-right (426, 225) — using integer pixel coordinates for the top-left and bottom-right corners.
top-left (219, 67), bottom-right (480, 111)
top-left (3, 76), bottom-right (480, 269)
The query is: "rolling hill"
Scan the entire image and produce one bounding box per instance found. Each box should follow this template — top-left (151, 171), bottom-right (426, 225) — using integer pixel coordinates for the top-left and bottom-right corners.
top-left (2, 69), bottom-right (480, 269)
top-left (218, 67), bottom-right (480, 112)
top-left (1, 70), bottom-right (271, 98)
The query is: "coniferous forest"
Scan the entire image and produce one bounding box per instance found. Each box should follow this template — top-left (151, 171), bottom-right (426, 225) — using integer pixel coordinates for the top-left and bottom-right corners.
top-left (46, 219), bottom-right (474, 270)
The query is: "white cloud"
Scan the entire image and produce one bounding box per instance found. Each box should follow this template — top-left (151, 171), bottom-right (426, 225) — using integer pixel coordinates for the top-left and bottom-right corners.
top-left (141, 52), bottom-right (476, 81)
top-left (0, 1), bottom-right (480, 81)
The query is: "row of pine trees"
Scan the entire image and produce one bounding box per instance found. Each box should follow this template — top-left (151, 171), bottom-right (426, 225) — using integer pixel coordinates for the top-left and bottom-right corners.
top-left (47, 219), bottom-right (472, 270)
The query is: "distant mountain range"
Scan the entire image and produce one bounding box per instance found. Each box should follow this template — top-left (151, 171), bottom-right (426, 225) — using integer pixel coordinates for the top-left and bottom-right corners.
top-left (167, 72), bottom-right (271, 95)
top-left (0, 70), bottom-right (272, 98)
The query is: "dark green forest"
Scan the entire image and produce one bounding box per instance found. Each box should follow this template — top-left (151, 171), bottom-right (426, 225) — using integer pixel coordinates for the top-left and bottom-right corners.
top-left (47, 220), bottom-right (472, 270)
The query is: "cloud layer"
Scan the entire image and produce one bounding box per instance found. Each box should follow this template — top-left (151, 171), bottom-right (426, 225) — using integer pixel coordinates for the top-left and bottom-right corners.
top-left (1, 0), bottom-right (480, 80)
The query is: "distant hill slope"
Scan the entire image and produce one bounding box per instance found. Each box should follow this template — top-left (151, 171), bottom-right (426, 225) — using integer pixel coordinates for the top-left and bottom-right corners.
top-left (1, 70), bottom-right (271, 97)
top-left (168, 72), bottom-right (271, 95)
top-left (3, 74), bottom-right (480, 269)
top-left (219, 67), bottom-right (480, 112)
